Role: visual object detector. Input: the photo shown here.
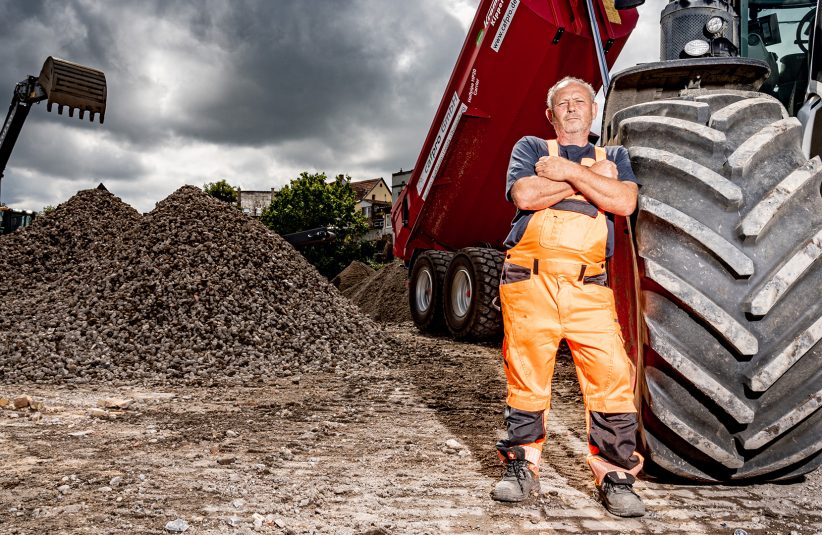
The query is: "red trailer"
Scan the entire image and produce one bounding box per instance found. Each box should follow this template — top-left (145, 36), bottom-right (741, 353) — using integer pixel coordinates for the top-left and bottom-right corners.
top-left (392, 0), bottom-right (638, 338)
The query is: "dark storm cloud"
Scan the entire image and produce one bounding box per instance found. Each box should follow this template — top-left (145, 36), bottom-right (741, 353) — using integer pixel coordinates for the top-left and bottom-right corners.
top-left (0, 0), bottom-right (476, 208)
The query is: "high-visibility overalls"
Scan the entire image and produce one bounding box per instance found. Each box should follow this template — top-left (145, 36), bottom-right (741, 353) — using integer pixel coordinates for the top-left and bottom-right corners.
top-left (497, 140), bottom-right (643, 484)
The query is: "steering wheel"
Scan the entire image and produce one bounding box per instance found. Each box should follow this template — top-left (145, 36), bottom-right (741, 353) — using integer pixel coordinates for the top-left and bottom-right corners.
top-left (796, 7), bottom-right (816, 53)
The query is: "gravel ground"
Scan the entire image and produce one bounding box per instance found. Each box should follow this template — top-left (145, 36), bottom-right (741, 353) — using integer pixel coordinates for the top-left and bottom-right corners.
top-left (344, 261), bottom-right (410, 323)
top-left (1, 323), bottom-right (819, 534)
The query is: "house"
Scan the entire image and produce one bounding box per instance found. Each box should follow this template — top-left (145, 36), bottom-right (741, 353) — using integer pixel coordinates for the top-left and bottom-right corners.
top-left (350, 177), bottom-right (393, 240)
top-left (391, 168), bottom-right (413, 205)
top-left (237, 188), bottom-right (277, 217)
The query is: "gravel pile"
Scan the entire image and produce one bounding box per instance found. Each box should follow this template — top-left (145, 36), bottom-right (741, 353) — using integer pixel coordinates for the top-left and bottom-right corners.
top-left (331, 261), bottom-right (375, 294)
top-left (344, 261), bottom-right (411, 323)
top-left (0, 186), bottom-right (393, 385)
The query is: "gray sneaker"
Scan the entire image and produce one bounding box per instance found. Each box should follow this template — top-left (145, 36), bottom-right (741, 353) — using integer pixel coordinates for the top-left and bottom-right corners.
top-left (597, 471), bottom-right (645, 517)
top-left (492, 457), bottom-right (539, 502)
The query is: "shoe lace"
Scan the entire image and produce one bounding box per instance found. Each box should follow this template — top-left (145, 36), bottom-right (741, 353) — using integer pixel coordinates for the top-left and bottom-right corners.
top-left (603, 481), bottom-right (637, 496)
top-left (504, 459), bottom-right (530, 484)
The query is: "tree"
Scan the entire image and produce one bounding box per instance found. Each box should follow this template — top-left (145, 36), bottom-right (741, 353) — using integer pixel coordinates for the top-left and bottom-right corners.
top-left (203, 179), bottom-right (238, 204)
top-left (261, 172), bottom-right (373, 277)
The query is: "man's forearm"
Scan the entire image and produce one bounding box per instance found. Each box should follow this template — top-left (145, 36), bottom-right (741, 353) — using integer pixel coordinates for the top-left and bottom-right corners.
top-left (510, 175), bottom-right (575, 211)
top-left (565, 168), bottom-right (637, 216)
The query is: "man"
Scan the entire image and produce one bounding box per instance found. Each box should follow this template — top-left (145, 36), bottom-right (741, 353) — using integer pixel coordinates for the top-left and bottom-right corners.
top-left (491, 76), bottom-right (644, 517)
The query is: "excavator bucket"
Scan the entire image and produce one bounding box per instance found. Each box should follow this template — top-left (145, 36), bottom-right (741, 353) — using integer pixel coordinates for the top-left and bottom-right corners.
top-left (37, 56), bottom-right (106, 123)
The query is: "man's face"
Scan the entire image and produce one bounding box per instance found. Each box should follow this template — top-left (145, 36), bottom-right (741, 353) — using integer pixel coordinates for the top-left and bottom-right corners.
top-left (547, 82), bottom-right (596, 135)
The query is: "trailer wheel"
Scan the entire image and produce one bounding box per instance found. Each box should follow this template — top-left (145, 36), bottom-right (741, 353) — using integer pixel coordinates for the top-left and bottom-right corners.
top-left (443, 247), bottom-right (504, 339)
top-left (408, 250), bottom-right (453, 333)
top-left (607, 90), bottom-right (822, 481)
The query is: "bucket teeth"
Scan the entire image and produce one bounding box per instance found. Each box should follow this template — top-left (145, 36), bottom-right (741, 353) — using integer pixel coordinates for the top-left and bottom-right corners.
top-left (38, 56), bottom-right (106, 124)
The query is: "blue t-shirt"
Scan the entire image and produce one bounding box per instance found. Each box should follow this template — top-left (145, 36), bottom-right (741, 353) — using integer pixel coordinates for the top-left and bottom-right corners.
top-left (503, 136), bottom-right (640, 256)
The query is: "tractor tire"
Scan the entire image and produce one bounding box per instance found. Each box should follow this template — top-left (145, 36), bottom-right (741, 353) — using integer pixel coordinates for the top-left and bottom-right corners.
top-left (606, 89), bottom-right (822, 482)
top-left (409, 250), bottom-right (454, 333)
top-left (443, 247), bottom-right (504, 340)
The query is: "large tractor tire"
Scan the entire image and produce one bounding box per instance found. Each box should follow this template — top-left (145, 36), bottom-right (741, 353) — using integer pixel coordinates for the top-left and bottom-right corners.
top-left (443, 247), bottom-right (504, 340)
top-left (606, 90), bottom-right (822, 481)
top-left (409, 250), bottom-right (454, 333)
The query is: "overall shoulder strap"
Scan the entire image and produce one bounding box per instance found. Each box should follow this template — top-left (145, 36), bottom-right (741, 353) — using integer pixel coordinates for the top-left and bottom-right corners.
top-left (594, 146), bottom-right (607, 162)
top-left (547, 139), bottom-right (559, 157)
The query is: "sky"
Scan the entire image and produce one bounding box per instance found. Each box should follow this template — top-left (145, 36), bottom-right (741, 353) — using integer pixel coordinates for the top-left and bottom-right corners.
top-left (0, 0), bottom-right (665, 213)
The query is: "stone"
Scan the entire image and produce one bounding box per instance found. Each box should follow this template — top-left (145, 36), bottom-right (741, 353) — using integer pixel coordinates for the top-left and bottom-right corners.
top-left (231, 498), bottom-right (245, 509)
top-left (274, 518), bottom-right (286, 528)
top-left (89, 408), bottom-right (109, 419)
top-left (226, 516), bottom-right (242, 527)
top-left (164, 518), bottom-right (189, 532)
top-left (217, 457), bottom-right (236, 466)
top-left (13, 396), bottom-right (31, 409)
top-left (30, 400), bottom-right (44, 411)
top-left (98, 398), bottom-right (133, 410)
top-left (57, 485), bottom-right (71, 494)
top-left (110, 476), bottom-right (123, 487)
top-left (67, 430), bottom-right (92, 438)
top-left (252, 513), bottom-right (264, 529)
top-left (0, 398), bottom-right (9, 408)
top-left (225, 430), bottom-right (238, 438)
top-left (445, 439), bottom-right (462, 450)
top-left (98, 486), bottom-right (113, 492)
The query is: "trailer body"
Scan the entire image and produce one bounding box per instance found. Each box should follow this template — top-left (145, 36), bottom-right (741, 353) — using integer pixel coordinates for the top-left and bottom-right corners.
top-left (391, 0), bottom-right (638, 262)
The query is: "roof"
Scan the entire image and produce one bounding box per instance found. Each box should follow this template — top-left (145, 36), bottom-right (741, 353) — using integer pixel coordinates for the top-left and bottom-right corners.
top-left (350, 178), bottom-right (388, 201)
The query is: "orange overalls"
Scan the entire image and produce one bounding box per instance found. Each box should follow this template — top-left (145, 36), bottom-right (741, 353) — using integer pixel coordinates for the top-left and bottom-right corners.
top-left (498, 140), bottom-right (643, 484)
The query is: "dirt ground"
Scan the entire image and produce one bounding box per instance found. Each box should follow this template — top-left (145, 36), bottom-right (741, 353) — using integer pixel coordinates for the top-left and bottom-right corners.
top-left (1, 323), bottom-right (820, 534)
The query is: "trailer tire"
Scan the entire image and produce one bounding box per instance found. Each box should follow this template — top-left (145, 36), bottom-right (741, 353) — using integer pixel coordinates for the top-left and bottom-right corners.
top-left (443, 247), bottom-right (504, 340)
top-left (607, 90), bottom-right (822, 482)
top-left (409, 250), bottom-right (453, 333)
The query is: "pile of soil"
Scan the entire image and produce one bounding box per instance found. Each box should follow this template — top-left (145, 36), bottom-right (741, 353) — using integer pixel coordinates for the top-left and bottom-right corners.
top-left (344, 261), bottom-right (411, 323)
top-left (331, 260), bottom-right (375, 294)
top-left (0, 186), bottom-right (395, 385)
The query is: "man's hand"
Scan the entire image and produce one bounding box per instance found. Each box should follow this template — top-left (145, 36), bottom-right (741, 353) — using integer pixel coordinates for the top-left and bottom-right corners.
top-left (535, 156), bottom-right (579, 182)
top-left (590, 159), bottom-right (618, 179)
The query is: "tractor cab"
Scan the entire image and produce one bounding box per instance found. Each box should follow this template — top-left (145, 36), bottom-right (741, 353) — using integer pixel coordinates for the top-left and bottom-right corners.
top-left (745, 0), bottom-right (817, 114)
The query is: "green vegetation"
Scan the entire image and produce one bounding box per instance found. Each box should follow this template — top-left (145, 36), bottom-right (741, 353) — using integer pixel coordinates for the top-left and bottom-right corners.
top-left (204, 179), bottom-right (239, 204)
top-left (261, 172), bottom-right (378, 278)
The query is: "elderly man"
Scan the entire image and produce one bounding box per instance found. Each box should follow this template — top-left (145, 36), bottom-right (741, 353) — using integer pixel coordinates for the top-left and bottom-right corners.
top-left (491, 76), bottom-right (644, 517)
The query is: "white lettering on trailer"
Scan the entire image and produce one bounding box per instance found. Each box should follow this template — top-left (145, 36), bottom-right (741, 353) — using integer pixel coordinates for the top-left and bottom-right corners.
top-left (484, 0), bottom-right (504, 27)
top-left (422, 101), bottom-right (468, 201)
top-left (417, 92), bottom-right (461, 196)
top-left (491, 0), bottom-right (519, 52)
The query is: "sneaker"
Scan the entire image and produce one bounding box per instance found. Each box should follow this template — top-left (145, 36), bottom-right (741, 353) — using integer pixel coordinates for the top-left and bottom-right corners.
top-left (492, 458), bottom-right (539, 502)
top-left (597, 471), bottom-right (645, 517)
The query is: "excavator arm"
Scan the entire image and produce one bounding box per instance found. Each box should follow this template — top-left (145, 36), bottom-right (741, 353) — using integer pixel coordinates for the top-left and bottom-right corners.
top-left (0, 57), bottom-right (106, 184)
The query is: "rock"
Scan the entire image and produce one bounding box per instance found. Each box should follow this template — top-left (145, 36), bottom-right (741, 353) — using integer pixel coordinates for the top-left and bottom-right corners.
top-left (110, 476), bottom-right (123, 487)
top-left (89, 408), bottom-right (109, 419)
top-left (274, 518), bottom-right (286, 528)
top-left (30, 412), bottom-right (42, 421)
top-left (30, 400), bottom-right (44, 411)
top-left (217, 457), bottom-right (236, 465)
top-left (164, 518), bottom-right (189, 532)
top-left (98, 398), bottom-right (133, 410)
top-left (226, 516), bottom-right (241, 527)
top-left (0, 397), bottom-right (9, 408)
top-left (445, 439), bottom-right (462, 450)
top-left (231, 498), bottom-right (245, 509)
top-left (252, 513), bottom-right (264, 529)
top-left (98, 486), bottom-right (113, 492)
top-left (68, 430), bottom-right (92, 437)
top-left (13, 395), bottom-right (31, 409)
top-left (225, 430), bottom-right (238, 438)
top-left (57, 485), bottom-right (71, 494)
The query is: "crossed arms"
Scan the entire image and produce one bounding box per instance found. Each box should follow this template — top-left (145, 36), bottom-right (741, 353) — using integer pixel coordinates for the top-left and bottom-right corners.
top-left (510, 156), bottom-right (638, 216)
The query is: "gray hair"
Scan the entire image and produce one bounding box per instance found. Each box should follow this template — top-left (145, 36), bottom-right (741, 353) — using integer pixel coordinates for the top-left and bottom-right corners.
top-left (546, 76), bottom-right (596, 109)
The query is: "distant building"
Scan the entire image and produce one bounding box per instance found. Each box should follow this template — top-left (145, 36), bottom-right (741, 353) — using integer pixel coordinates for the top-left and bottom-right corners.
top-left (238, 188), bottom-right (277, 217)
top-left (391, 168), bottom-right (413, 205)
top-left (350, 177), bottom-right (393, 240)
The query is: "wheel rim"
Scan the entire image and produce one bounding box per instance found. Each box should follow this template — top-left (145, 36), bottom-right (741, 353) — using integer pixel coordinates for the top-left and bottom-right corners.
top-left (451, 267), bottom-right (472, 319)
top-left (414, 267), bottom-right (433, 313)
